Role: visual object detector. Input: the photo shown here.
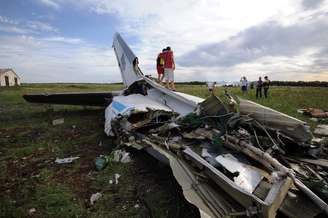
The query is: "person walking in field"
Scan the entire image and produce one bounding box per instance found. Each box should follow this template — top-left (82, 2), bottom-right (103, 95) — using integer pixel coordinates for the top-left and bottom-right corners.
top-left (240, 76), bottom-right (248, 94)
top-left (163, 46), bottom-right (176, 91)
top-left (263, 76), bottom-right (270, 98)
top-left (156, 48), bottom-right (165, 84)
top-left (256, 77), bottom-right (263, 99)
top-left (207, 81), bottom-right (216, 94)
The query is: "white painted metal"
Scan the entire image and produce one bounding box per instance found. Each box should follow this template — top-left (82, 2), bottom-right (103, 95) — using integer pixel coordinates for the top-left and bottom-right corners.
top-left (112, 33), bottom-right (142, 87)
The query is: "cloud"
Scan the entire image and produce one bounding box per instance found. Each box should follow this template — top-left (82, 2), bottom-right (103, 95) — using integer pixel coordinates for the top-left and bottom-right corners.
top-left (178, 16), bottom-right (328, 68)
top-left (0, 16), bottom-right (19, 25)
top-left (302, 0), bottom-right (325, 9)
top-left (38, 0), bottom-right (60, 10)
top-left (42, 36), bottom-right (83, 44)
top-left (27, 21), bottom-right (58, 33)
top-left (0, 35), bottom-right (120, 83)
top-left (2, 0), bottom-right (328, 82)
top-left (69, 0), bottom-right (320, 81)
top-left (0, 16), bottom-right (58, 35)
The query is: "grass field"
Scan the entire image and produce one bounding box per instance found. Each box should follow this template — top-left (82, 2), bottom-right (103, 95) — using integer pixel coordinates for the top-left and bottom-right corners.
top-left (1, 84), bottom-right (328, 217)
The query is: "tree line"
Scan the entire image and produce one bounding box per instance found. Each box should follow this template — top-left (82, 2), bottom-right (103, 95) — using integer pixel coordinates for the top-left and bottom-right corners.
top-left (269, 81), bottom-right (328, 87)
top-left (175, 81), bottom-right (328, 87)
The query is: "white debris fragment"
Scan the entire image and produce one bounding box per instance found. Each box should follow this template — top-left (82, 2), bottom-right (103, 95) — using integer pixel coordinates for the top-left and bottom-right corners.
top-left (310, 118), bottom-right (318, 122)
top-left (215, 154), bottom-right (263, 193)
top-left (112, 150), bottom-right (121, 162)
top-left (201, 148), bottom-right (211, 158)
top-left (134, 204), bottom-right (140, 209)
top-left (121, 152), bottom-right (132, 163)
top-left (28, 208), bottom-right (36, 214)
top-left (90, 192), bottom-right (102, 205)
top-left (114, 173), bottom-right (121, 184)
top-left (54, 156), bottom-right (80, 164)
top-left (52, 118), bottom-right (64, 126)
top-left (109, 179), bottom-right (113, 184)
top-left (312, 137), bottom-right (324, 144)
top-left (314, 125), bottom-right (328, 136)
top-left (112, 150), bottom-right (132, 163)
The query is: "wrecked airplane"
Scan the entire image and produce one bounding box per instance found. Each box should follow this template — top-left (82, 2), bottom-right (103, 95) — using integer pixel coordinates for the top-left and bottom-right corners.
top-left (23, 33), bottom-right (328, 218)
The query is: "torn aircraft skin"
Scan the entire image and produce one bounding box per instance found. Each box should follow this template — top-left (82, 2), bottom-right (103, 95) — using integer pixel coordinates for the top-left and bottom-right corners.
top-left (23, 33), bottom-right (328, 218)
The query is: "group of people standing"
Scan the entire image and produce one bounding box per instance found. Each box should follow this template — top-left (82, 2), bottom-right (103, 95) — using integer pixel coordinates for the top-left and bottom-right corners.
top-left (156, 47), bottom-right (176, 91)
top-left (240, 76), bottom-right (271, 98)
top-left (255, 76), bottom-right (270, 99)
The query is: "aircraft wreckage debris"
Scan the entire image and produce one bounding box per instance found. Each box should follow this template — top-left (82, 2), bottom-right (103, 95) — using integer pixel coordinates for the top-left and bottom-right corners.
top-left (23, 33), bottom-right (328, 218)
top-left (314, 125), bottom-right (328, 137)
top-left (90, 192), bottom-right (102, 205)
top-left (95, 150), bottom-right (132, 171)
top-left (52, 118), bottom-right (65, 126)
top-left (104, 93), bottom-right (328, 217)
top-left (54, 156), bottom-right (79, 164)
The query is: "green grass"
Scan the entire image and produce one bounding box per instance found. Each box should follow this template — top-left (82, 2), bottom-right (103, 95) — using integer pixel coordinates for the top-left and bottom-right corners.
top-left (177, 85), bottom-right (328, 128)
top-left (0, 83), bottom-right (327, 217)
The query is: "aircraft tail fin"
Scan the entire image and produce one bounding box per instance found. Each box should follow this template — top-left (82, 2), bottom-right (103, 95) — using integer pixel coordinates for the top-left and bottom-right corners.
top-left (112, 33), bottom-right (143, 87)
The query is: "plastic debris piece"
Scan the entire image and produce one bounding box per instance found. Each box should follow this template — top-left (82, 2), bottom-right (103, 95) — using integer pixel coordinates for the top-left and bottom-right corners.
top-left (109, 179), bottom-right (113, 184)
top-left (314, 125), bottom-right (328, 136)
top-left (114, 173), bottom-right (120, 184)
top-left (134, 204), bottom-right (140, 209)
top-left (90, 192), bottom-right (102, 205)
top-left (95, 155), bottom-right (110, 171)
top-left (120, 152), bottom-right (132, 163)
top-left (54, 156), bottom-right (79, 164)
top-left (52, 118), bottom-right (64, 126)
top-left (28, 208), bottom-right (36, 214)
top-left (112, 149), bottom-right (132, 163)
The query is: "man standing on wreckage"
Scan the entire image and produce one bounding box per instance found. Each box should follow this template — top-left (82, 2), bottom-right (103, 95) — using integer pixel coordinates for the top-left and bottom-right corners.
top-left (23, 33), bottom-right (328, 218)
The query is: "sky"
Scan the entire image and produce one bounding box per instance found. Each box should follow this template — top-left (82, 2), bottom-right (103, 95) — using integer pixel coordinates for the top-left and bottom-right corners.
top-left (0, 0), bottom-right (328, 83)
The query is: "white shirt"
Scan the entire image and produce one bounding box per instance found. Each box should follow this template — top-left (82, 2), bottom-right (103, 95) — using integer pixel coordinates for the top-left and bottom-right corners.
top-left (241, 79), bottom-right (248, 87)
top-left (207, 82), bottom-right (215, 89)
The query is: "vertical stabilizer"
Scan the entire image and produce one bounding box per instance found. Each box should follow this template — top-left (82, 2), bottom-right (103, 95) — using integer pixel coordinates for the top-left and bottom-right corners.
top-left (112, 33), bottom-right (142, 87)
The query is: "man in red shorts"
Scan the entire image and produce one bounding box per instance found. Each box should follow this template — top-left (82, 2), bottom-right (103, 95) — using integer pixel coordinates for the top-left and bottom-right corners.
top-left (162, 46), bottom-right (176, 91)
top-left (156, 48), bottom-right (165, 83)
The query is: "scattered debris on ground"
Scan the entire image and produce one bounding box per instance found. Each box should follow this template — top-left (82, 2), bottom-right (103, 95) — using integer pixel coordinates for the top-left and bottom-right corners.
top-left (104, 93), bottom-right (328, 217)
top-left (112, 149), bottom-right (132, 163)
top-left (298, 108), bottom-right (328, 125)
top-left (55, 156), bottom-right (80, 164)
top-left (90, 192), bottom-right (102, 205)
top-left (52, 118), bottom-right (65, 126)
top-left (28, 208), bottom-right (36, 215)
top-left (314, 125), bottom-right (328, 137)
top-left (114, 173), bottom-right (121, 184)
top-left (95, 155), bottom-right (111, 171)
top-left (298, 108), bottom-right (328, 118)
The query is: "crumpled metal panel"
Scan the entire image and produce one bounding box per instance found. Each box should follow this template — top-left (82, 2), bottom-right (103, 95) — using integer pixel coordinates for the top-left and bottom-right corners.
top-left (239, 98), bottom-right (312, 143)
top-left (215, 154), bottom-right (263, 193)
top-left (104, 94), bottom-right (173, 135)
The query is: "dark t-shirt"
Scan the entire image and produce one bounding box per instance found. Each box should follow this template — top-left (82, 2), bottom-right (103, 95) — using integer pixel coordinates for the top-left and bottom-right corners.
top-left (257, 80), bottom-right (263, 88)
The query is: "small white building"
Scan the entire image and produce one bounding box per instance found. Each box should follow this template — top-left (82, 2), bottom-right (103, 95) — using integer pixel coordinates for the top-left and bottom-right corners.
top-left (0, 68), bottom-right (21, 86)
